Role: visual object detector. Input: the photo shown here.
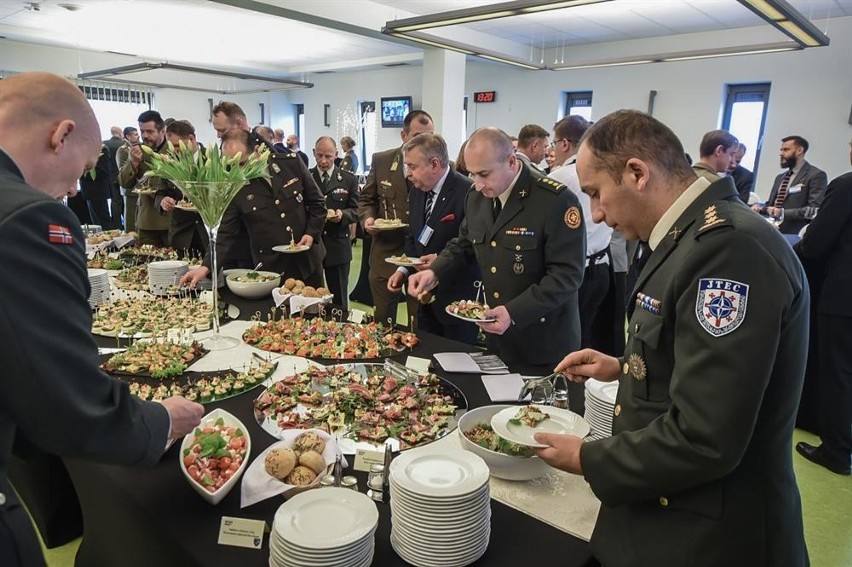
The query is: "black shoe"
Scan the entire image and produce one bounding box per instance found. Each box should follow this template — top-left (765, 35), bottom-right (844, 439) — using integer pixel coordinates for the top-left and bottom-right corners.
top-left (795, 442), bottom-right (851, 475)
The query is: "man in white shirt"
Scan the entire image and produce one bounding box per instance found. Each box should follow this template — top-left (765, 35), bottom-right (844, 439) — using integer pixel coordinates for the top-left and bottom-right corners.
top-left (549, 115), bottom-right (613, 348)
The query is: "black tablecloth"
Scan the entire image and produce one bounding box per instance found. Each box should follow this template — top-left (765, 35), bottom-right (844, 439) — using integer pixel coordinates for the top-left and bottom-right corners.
top-left (42, 291), bottom-right (596, 566)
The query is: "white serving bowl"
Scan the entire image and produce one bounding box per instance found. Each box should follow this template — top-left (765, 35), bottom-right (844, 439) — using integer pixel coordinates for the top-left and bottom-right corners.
top-left (225, 270), bottom-right (281, 299)
top-left (458, 404), bottom-right (553, 481)
top-left (180, 408), bottom-right (252, 505)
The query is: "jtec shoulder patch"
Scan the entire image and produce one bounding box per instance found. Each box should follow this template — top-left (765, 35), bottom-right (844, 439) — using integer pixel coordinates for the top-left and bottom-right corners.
top-left (695, 278), bottom-right (748, 336)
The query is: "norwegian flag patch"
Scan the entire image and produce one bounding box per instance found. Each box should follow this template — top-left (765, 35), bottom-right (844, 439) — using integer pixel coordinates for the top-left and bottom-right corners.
top-left (48, 224), bottom-right (74, 245)
top-left (695, 278), bottom-right (748, 336)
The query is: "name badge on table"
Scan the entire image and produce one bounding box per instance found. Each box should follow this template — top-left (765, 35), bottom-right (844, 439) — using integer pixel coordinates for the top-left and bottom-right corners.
top-left (788, 184), bottom-right (803, 194)
top-left (418, 225), bottom-right (434, 247)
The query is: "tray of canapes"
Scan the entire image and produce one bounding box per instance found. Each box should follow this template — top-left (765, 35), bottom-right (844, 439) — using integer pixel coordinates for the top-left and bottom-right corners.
top-left (91, 297), bottom-right (216, 337)
top-left (242, 317), bottom-right (418, 361)
top-left (373, 218), bottom-right (407, 230)
top-left (445, 299), bottom-right (495, 322)
top-left (253, 363), bottom-right (466, 452)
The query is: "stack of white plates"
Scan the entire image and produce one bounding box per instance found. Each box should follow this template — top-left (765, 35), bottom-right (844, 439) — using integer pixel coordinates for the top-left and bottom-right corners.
top-left (269, 487), bottom-right (378, 567)
top-left (389, 449), bottom-right (491, 567)
top-left (87, 268), bottom-right (110, 309)
top-left (584, 379), bottom-right (619, 440)
top-left (147, 260), bottom-right (188, 295)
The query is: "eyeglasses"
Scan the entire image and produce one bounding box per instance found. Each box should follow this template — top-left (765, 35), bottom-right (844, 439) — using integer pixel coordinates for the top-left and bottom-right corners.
top-left (550, 138), bottom-right (571, 148)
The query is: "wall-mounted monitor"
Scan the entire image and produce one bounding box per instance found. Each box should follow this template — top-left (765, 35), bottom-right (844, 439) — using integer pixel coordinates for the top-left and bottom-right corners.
top-left (380, 96), bottom-right (412, 128)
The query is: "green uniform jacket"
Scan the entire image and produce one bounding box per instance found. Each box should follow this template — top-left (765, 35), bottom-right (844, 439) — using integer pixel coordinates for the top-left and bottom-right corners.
top-left (430, 163), bottom-right (586, 368)
top-left (0, 149), bottom-right (170, 508)
top-left (118, 140), bottom-right (171, 231)
top-left (212, 153), bottom-right (326, 280)
top-left (582, 179), bottom-right (809, 567)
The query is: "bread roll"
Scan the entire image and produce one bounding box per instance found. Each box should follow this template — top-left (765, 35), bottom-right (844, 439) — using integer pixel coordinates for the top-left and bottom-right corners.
top-left (286, 465), bottom-right (317, 486)
top-left (298, 450), bottom-right (327, 475)
top-left (293, 431), bottom-right (326, 455)
top-left (265, 448), bottom-right (297, 481)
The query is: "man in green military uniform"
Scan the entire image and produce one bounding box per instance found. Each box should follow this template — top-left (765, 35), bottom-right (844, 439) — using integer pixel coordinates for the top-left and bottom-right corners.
top-left (535, 110), bottom-right (809, 567)
top-left (408, 128), bottom-right (586, 397)
top-left (182, 129), bottom-right (326, 287)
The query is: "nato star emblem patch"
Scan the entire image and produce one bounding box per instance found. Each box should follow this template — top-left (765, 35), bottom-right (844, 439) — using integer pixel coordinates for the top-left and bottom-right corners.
top-left (695, 278), bottom-right (749, 336)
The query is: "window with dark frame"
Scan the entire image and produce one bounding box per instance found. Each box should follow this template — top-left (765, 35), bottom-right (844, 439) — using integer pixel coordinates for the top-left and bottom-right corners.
top-left (564, 91), bottom-right (593, 120)
top-left (722, 83), bottom-right (771, 177)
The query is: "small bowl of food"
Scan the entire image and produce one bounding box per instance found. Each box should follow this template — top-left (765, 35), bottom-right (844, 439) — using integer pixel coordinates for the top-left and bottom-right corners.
top-left (225, 269), bottom-right (281, 299)
top-left (458, 404), bottom-right (554, 481)
top-left (180, 408), bottom-right (251, 505)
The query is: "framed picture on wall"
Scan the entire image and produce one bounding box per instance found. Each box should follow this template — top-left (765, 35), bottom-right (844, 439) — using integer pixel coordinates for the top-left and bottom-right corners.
top-left (380, 96), bottom-right (412, 128)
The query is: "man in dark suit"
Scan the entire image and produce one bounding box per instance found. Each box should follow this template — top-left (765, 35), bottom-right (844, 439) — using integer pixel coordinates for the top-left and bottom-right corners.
top-left (358, 110), bottom-right (434, 324)
top-left (310, 136), bottom-right (358, 310)
top-left (754, 135), bottom-right (827, 234)
top-left (727, 142), bottom-right (754, 203)
top-left (182, 129), bottom-right (327, 288)
top-left (387, 133), bottom-right (479, 345)
top-left (408, 128), bottom-right (586, 403)
top-left (793, 145), bottom-right (852, 476)
top-left (534, 110), bottom-right (809, 567)
top-left (286, 134), bottom-right (310, 168)
top-left (0, 71), bottom-right (203, 567)
top-left (103, 126), bottom-right (125, 228)
top-left (79, 144), bottom-right (115, 229)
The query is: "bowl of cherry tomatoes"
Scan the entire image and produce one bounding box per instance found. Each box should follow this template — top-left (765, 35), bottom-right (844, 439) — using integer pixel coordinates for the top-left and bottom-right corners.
top-left (180, 408), bottom-right (251, 505)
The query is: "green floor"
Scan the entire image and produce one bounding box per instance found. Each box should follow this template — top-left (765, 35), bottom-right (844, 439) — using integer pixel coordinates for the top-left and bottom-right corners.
top-left (39, 241), bottom-right (852, 566)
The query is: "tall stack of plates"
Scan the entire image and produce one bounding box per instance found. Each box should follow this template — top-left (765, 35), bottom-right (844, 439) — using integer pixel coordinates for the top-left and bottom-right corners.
top-left (87, 268), bottom-right (109, 309)
top-left (584, 378), bottom-right (619, 440)
top-left (147, 260), bottom-right (188, 296)
top-left (269, 487), bottom-right (378, 567)
top-left (389, 449), bottom-right (491, 567)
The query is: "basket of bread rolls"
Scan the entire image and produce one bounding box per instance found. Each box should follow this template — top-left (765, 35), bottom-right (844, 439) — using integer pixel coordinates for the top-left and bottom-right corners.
top-left (240, 429), bottom-right (339, 507)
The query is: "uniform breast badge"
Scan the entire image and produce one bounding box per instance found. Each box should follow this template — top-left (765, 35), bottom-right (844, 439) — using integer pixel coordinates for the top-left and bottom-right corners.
top-left (564, 206), bottom-right (581, 229)
top-left (390, 157), bottom-right (399, 172)
top-left (636, 292), bottom-right (661, 315)
top-left (246, 194), bottom-right (255, 201)
top-left (271, 163), bottom-right (281, 174)
top-left (295, 192), bottom-right (303, 203)
top-left (627, 353), bottom-right (647, 381)
top-left (513, 254), bottom-right (524, 275)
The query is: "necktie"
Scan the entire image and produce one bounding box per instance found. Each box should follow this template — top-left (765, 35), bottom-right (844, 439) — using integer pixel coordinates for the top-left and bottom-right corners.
top-left (321, 172), bottom-right (329, 186)
top-left (492, 197), bottom-right (502, 221)
top-left (773, 170), bottom-right (793, 208)
top-left (424, 190), bottom-right (435, 218)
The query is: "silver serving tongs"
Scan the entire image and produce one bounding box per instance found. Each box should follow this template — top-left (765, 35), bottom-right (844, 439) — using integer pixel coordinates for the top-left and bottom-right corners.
top-left (519, 372), bottom-right (569, 406)
top-left (384, 358), bottom-right (419, 385)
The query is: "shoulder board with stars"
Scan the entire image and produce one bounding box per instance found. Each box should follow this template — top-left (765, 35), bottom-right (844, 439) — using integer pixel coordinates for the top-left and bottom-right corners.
top-left (696, 201), bottom-right (733, 237)
top-left (536, 176), bottom-right (565, 194)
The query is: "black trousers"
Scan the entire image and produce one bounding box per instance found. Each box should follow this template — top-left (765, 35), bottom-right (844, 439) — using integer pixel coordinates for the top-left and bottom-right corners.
top-left (817, 313), bottom-right (852, 463)
top-left (579, 262), bottom-right (611, 349)
top-left (418, 304), bottom-right (479, 346)
top-left (86, 199), bottom-right (113, 230)
top-left (349, 235), bottom-right (373, 306)
top-left (0, 481), bottom-right (47, 567)
top-left (324, 263), bottom-right (351, 312)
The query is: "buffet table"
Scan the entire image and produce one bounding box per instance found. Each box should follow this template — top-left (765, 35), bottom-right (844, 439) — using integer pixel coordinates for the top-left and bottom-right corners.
top-left (61, 291), bottom-right (598, 567)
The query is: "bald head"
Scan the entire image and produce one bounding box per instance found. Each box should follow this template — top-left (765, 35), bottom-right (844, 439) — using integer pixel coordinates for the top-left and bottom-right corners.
top-left (0, 72), bottom-right (101, 199)
top-left (466, 127), bottom-right (515, 162)
top-left (110, 126), bottom-right (122, 137)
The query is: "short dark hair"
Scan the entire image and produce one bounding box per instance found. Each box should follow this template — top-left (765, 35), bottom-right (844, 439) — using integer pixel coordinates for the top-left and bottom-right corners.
top-left (403, 133), bottom-right (449, 167)
top-left (517, 124), bottom-right (549, 148)
top-left (212, 101), bottom-right (246, 120)
top-left (122, 126), bottom-right (137, 138)
top-left (221, 128), bottom-right (250, 152)
top-left (581, 110), bottom-right (695, 185)
top-left (137, 110), bottom-right (164, 130)
top-left (402, 110), bottom-right (433, 134)
top-left (699, 130), bottom-right (738, 157)
top-left (166, 119), bottom-right (195, 137)
top-left (782, 135), bottom-right (809, 153)
top-left (553, 115), bottom-right (590, 145)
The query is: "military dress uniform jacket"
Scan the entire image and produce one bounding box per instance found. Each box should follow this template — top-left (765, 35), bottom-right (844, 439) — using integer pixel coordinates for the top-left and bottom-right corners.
top-left (118, 139), bottom-right (171, 231)
top-left (0, 150), bottom-right (170, 561)
top-left (405, 168), bottom-right (480, 327)
top-left (213, 154), bottom-right (326, 280)
top-left (430, 163), bottom-right (586, 367)
top-left (581, 179), bottom-right (809, 567)
top-left (153, 144), bottom-right (207, 255)
top-left (767, 161), bottom-right (828, 234)
top-left (310, 166), bottom-right (358, 267)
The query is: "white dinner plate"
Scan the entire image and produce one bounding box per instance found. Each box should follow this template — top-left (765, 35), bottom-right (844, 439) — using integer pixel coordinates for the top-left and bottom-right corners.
top-left (272, 244), bottom-right (310, 254)
top-left (490, 405), bottom-right (590, 448)
top-left (389, 450), bottom-right (489, 498)
top-left (372, 221), bottom-right (408, 230)
top-left (174, 202), bottom-right (198, 212)
top-left (444, 304), bottom-right (496, 323)
top-left (389, 481), bottom-right (489, 508)
top-left (384, 256), bottom-right (424, 267)
top-left (272, 487), bottom-right (378, 550)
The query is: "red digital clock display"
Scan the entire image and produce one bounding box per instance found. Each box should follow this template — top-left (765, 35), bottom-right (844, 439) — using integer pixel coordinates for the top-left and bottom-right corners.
top-left (474, 91), bottom-right (496, 103)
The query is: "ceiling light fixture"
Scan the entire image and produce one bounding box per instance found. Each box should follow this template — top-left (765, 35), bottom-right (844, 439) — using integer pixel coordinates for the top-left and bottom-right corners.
top-left (736, 0), bottom-right (830, 47)
top-left (384, 0), bottom-right (611, 33)
top-left (386, 30), bottom-right (545, 70)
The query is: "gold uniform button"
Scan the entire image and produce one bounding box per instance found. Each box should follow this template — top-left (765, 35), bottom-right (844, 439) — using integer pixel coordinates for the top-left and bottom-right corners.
top-left (659, 496), bottom-right (669, 507)
top-left (614, 404), bottom-right (621, 416)
top-left (490, 241), bottom-right (497, 248)
top-left (280, 213), bottom-right (286, 218)
top-left (493, 291), bottom-right (500, 299)
top-left (515, 245), bottom-right (521, 251)
top-left (490, 266), bottom-right (497, 274)
top-left (622, 362), bottom-right (629, 375)
top-left (539, 317), bottom-right (546, 323)
top-left (275, 199), bottom-right (280, 205)
top-left (252, 206), bottom-right (257, 211)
